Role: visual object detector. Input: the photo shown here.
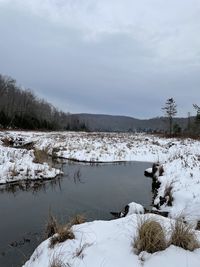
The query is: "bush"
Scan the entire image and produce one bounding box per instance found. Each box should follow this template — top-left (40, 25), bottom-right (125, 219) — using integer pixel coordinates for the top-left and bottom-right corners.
top-left (170, 220), bottom-right (200, 251)
top-left (133, 218), bottom-right (167, 254)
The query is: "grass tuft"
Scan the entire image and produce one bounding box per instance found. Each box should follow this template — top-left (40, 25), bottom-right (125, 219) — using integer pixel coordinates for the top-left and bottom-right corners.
top-left (33, 148), bottom-right (49, 164)
top-left (45, 214), bottom-right (59, 238)
top-left (1, 137), bottom-right (14, 147)
top-left (49, 255), bottom-right (68, 267)
top-left (170, 220), bottom-right (200, 251)
top-left (48, 214), bottom-right (86, 249)
top-left (133, 217), bottom-right (167, 254)
top-left (74, 242), bottom-right (91, 259)
top-left (50, 225), bottom-right (75, 248)
top-left (69, 214), bottom-right (86, 226)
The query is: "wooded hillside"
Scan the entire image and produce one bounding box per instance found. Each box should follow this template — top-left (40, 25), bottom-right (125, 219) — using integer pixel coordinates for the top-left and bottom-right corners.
top-left (0, 74), bottom-right (86, 130)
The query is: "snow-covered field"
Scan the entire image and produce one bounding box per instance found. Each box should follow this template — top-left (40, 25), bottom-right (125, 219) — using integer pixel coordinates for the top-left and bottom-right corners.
top-left (0, 130), bottom-right (200, 266)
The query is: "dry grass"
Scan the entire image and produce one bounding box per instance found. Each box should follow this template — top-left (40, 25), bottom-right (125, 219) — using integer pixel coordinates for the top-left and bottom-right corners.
top-left (33, 148), bottom-right (49, 164)
top-left (1, 137), bottom-right (14, 147)
top-left (50, 225), bottom-right (75, 248)
top-left (49, 255), bottom-right (68, 267)
top-left (47, 214), bottom-right (86, 248)
top-left (170, 220), bottom-right (200, 251)
top-left (45, 214), bottom-right (59, 238)
top-left (52, 147), bottom-right (60, 160)
top-left (10, 165), bottom-right (19, 177)
top-left (133, 218), bottom-right (167, 254)
top-left (73, 242), bottom-right (91, 259)
top-left (69, 215), bottom-right (86, 227)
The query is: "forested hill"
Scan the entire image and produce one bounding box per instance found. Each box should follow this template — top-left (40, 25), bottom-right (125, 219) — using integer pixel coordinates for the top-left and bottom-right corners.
top-left (0, 74), bottom-right (86, 130)
top-left (71, 113), bottom-right (193, 132)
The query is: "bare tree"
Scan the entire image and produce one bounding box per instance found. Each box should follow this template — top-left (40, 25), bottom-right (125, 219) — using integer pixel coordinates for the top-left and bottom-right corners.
top-left (162, 98), bottom-right (177, 136)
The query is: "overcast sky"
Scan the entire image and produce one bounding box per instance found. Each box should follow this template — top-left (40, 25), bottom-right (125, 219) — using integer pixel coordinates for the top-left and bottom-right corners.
top-left (0, 0), bottom-right (200, 118)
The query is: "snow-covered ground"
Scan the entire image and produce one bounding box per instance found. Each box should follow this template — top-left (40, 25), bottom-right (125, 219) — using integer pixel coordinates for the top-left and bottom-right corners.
top-left (1, 131), bottom-right (200, 266)
top-left (0, 130), bottom-right (187, 163)
top-left (23, 214), bottom-right (200, 267)
top-left (0, 131), bottom-right (61, 184)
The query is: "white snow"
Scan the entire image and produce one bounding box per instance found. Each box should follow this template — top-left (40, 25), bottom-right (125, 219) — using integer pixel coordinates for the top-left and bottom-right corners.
top-left (22, 214), bottom-right (200, 267)
top-left (124, 202), bottom-right (145, 216)
top-left (145, 167), bottom-right (153, 174)
top-left (0, 132), bottom-right (62, 184)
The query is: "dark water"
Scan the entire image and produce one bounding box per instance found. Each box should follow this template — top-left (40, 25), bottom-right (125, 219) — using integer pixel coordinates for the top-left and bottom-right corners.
top-left (0, 161), bottom-right (152, 267)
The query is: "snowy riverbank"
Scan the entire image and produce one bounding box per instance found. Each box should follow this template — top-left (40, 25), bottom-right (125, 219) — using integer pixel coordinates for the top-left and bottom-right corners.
top-left (23, 213), bottom-right (200, 267)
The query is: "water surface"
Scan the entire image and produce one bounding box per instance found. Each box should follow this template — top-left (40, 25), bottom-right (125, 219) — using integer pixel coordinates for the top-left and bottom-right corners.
top-left (0, 161), bottom-right (152, 267)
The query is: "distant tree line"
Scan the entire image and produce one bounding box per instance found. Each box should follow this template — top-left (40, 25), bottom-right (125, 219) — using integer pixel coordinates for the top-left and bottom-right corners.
top-left (0, 74), bottom-right (87, 131)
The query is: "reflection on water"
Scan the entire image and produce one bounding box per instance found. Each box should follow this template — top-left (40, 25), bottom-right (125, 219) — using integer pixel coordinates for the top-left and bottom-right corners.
top-left (0, 160), bottom-right (152, 267)
top-left (0, 169), bottom-right (85, 196)
top-left (0, 177), bottom-right (63, 195)
top-left (0, 161), bottom-right (129, 195)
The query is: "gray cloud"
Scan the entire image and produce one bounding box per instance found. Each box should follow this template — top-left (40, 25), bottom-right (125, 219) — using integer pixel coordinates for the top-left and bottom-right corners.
top-left (0, 0), bottom-right (200, 118)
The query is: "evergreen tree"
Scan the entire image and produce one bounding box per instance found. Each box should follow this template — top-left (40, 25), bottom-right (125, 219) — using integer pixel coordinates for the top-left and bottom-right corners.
top-left (162, 98), bottom-right (177, 136)
top-left (193, 104), bottom-right (200, 135)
